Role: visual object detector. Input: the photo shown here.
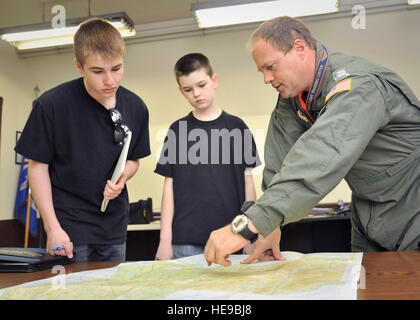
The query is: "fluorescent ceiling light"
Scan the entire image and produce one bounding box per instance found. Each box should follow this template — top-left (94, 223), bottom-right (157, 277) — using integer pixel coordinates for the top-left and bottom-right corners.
top-left (0, 12), bottom-right (135, 51)
top-left (408, 0), bottom-right (420, 4)
top-left (191, 0), bottom-right (339, 28)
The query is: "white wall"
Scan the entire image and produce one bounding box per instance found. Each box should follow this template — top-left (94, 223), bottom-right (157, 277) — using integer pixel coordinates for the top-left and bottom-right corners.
top-left (1, 8), bottom-right (419, 219)
top-left (0, 41), bottom-right (36, 221)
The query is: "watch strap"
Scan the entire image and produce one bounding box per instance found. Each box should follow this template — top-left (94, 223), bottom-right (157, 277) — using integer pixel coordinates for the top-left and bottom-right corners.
top-left (240, 201), bottom-right (258, 242)
top-left (239, 227), bottom-right (258, 243)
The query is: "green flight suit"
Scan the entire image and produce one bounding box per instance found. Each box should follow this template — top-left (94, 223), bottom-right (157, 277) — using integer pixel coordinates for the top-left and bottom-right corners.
top-left (244, 41), bottom-right (420, 251)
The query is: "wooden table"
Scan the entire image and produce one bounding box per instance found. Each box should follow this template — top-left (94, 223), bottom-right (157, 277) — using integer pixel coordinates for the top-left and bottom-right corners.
top-left (357, 250), bottom-right (420, 299)
top-left (0, 251), bottom-right (419, 299)
top-left (0, 262), bottom-right (119, 290)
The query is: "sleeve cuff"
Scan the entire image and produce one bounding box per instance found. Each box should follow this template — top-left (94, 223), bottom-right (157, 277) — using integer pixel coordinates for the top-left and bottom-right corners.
top-left (243, 203), bottom-right (284, 238)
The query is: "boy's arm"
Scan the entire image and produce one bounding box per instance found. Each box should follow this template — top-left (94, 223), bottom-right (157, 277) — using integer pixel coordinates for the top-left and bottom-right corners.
top-left (242, 167), bottom-right (283, 262)
top-left (28, 160), bottom-right (73, 258)
top-left (104, 159), bottom-right (139, 200)
top-left (155, 177), bottom-right (175, 260)
top-left (243, 168), bottom-right (257, 254)
top-left (121, 159), bottom-right (140, 183)
top-left (244, 168), bottom-right (257, 201)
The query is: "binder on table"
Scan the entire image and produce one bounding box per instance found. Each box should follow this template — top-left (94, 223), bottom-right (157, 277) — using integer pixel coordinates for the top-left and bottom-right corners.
top-left (0, 247), bottom-right (73, 273)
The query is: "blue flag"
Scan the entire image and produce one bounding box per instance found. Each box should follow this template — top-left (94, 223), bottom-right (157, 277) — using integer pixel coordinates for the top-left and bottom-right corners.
top-left (14, 157), bottom-right (37, 235)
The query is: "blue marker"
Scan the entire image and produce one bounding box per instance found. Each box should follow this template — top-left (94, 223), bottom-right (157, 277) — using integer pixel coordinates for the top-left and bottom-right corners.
top-left (52, 245), bottom-right (65, 251)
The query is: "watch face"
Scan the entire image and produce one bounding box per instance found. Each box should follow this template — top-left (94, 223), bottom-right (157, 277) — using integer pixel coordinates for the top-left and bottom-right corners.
top-left (232, 215), bottom-right (246, 233)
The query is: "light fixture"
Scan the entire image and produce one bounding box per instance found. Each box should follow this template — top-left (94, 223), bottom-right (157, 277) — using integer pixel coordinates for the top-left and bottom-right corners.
top-left (0, 12), bottom-right (135, 51)
top-left (408, 0), bottom-right (420, 4)
top-left (191, 0), bottom-right (339, 28)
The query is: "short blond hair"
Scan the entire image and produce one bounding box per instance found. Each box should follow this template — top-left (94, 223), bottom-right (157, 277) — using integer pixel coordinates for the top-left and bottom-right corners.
top-left (248, 16), bottom-right (316, 53)
top-left (74, 18), bottom-right (125, 66)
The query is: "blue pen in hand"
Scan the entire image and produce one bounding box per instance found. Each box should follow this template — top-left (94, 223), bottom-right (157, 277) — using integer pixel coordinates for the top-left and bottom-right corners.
top-left (52, 245), bottom-right (65, 251)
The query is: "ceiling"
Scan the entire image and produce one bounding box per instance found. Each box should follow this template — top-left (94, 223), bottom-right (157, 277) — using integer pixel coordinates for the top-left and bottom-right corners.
top-left (1, 0), bottom-right (418, 44)
top-left (0, 0), bottom-right (205, 29)
top-left (2, 0), bottom-right (418, 31)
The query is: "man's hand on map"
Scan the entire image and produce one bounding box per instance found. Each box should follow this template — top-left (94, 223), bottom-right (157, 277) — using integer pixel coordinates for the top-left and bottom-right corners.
top-left (204, 219), bottom-right (285, 266)
top-left (240, 227), bottom-right (285, 264)
top-left (204, 224), bottom-right (249, 266)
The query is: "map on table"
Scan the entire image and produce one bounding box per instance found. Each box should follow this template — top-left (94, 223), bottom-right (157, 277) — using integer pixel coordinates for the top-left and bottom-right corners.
top-left (0, 251), bottom-right (363, 300)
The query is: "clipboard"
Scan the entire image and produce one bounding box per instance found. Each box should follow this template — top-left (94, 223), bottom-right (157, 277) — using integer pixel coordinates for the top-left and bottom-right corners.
top-left (101, 131), bottom-right (132, 212)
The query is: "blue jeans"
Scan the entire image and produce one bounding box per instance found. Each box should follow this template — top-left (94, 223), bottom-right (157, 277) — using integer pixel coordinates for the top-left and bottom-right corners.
top-left (172, 244), bottom-right (204, 259)
top-left (72, 243), bottom-right (126, 262)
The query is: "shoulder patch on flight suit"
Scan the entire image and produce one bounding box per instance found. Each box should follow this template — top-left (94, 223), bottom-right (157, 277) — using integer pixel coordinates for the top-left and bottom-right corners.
top-left (325, 78), bottom-right (352, 103)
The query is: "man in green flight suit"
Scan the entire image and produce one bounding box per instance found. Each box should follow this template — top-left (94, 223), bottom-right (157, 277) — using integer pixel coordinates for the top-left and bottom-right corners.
top-left (204, 16), bottom-right (420, 266)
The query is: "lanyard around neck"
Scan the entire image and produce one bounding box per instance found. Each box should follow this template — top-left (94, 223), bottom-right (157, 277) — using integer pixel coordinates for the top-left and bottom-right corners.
top-left (299, 45), bottom-right (329, 123)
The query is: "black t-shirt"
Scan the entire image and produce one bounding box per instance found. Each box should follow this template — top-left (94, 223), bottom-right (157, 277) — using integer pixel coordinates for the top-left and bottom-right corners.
top-left (155, 111), bottom-right (261, 246)
top-left (15, 78), bottom-right (151, 245)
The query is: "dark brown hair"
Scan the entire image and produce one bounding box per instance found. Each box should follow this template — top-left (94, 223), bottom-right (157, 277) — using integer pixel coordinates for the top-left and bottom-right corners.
top-left (174, 53), bottom-right (214, 85)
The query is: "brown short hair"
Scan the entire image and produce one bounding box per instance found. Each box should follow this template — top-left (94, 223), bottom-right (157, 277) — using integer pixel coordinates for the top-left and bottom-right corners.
top-left (174, 53), bottom-right (214, 85)
top-left (74, 17), bottom-right (125, 66)
top-left (248, 16), bottom-right (316, 53)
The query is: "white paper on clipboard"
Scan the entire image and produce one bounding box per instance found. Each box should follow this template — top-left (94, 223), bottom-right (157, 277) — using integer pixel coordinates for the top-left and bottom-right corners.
top-left (101, 131), bottom-right (132, 212)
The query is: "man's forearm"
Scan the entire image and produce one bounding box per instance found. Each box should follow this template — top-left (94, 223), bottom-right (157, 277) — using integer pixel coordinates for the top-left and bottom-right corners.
top-left (28, 160), bottom-right (61, 234)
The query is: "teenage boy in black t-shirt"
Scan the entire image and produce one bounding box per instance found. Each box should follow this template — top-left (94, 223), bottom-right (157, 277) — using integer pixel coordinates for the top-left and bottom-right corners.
top-left (155, 53), bottom-right (260, 259)
top-left (15, 18), bottom-right (151, 262)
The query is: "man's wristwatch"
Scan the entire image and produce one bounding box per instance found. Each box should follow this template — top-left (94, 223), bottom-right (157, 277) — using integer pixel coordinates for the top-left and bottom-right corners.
top-left (231, 214), bottom-right (258, 243)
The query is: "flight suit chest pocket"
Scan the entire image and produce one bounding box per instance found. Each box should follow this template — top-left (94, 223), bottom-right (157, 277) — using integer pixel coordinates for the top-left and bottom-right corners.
top-left (363, 146), bottom-right (420, 184)
top-left (384, 147), bottom-right (420, 177)
top-left (349, 146), bottom-right (420, 202)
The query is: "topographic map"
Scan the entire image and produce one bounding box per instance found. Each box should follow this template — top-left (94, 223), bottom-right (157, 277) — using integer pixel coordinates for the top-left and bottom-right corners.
top-left (0, 251), bottom-right (363, 300)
